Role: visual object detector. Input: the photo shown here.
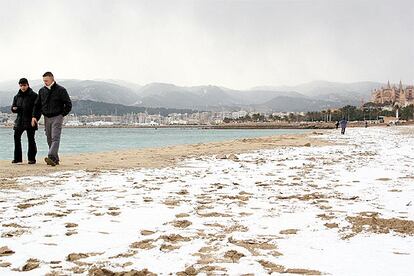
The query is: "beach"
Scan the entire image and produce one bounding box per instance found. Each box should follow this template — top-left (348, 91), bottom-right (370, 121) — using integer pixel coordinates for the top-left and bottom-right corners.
top-left (0, 132), bottom-right (323, 182)
top-left (0, 126), bottom-right (413, 275)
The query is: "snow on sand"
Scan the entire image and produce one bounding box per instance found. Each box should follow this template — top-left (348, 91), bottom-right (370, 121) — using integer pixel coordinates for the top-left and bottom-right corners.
top-left (0, 126), bottom-right (413, 275)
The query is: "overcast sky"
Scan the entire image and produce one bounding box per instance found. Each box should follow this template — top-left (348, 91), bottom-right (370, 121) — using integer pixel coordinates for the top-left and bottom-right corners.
top-left (0, 0), bottom-right (413, 89)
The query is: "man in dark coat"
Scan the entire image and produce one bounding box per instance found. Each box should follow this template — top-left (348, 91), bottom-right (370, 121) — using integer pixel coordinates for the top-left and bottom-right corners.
top-left (11, 78), bottom-right (39, 164)
top-left (32, 72), bottom-right (72, 166)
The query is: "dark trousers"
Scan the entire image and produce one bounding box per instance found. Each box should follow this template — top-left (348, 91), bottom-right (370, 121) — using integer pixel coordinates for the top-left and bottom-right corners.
top-left (14, 128), bottom-right (37, 162)
top-left (341, 127), bottom-right (346, 135)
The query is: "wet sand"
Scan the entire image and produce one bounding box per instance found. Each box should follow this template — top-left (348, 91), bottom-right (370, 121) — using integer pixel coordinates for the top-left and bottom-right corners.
top-left (0, 132), bottom-right (327, 185)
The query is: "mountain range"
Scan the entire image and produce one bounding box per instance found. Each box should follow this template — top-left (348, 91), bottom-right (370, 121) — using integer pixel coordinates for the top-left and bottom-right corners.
top-left (0, 79), bottom-right (382, 112)
top-left (0, 100), bottom-right (196, 117)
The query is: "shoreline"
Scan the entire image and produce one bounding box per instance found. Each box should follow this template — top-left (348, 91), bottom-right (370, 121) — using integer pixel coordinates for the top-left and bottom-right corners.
top-left (0, 124), bottom-right (334, 129)
top-left (0, 132), bottom-right (329, 184)
top-left (0, 121), bottom-right (401, 129)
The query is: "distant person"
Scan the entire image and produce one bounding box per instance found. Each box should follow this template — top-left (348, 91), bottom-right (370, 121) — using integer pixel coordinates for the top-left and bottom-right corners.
top-left (335, 121), bottom-right (339, 129)
top-left (339, 118), bottom-right (347, 134)
top-left (11, 78), bottom-right (39, 164)
top-left (365, 121), bottom-right (368, 128)
top-left (32, 72), bottom-right (72, 166)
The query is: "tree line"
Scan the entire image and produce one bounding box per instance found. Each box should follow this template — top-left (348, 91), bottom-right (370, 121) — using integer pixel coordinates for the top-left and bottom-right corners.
top-left (224, 104), bottom-right (414, 123)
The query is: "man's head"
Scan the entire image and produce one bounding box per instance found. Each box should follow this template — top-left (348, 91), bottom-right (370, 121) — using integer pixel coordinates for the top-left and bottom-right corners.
top-left (42, 71), bottom-right (54, 87)
top-left (18, 78), bottom-right (29, 92)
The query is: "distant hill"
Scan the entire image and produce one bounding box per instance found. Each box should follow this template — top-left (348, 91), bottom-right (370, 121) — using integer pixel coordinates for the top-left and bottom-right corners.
top-left (0, 100), bottom-right (196, 116)
top-left (134, 83), bottom-right (241, 109)
top-left (0, 79), bottom-right (385, 112)
top-left (62, 80), bottom-right (140, 105)
top-left (93, 79), bottom-right (142, 93)
top-left (226, 89), bottom-right (307, 105)
top-left (0, 79), bottom-right (141, 107)
top-left (254, 96), bottom-right (342, 112)
top-left (71, 100), bottom-right (196, 116)
top-left (252, 81), bottom-right (382, 105)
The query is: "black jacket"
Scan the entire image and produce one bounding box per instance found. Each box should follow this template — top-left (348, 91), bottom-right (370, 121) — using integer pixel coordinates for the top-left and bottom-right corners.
top-left (33, 82), bottom-right (72, 118)
top-left (11, 88), bottom-right (39, 130)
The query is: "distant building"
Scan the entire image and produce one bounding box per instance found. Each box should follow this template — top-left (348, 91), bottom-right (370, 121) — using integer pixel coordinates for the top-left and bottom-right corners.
top-left (371, 81), bottom-right (414, 107)
top-left (231, 110), bottom-right (248, 119)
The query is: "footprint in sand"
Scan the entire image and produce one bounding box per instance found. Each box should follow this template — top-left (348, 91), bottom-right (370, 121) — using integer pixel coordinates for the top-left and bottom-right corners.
top-left (171, 220), bottom-right (192, 228)
top-left (21, 258), bottom-right (40, 271)
top-left (0, 246), bottom-right (14, 256)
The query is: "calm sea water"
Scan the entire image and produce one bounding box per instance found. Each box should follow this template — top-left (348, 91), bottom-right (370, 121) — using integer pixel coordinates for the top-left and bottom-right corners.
top-left (0, 127), bottom-right (309, 161)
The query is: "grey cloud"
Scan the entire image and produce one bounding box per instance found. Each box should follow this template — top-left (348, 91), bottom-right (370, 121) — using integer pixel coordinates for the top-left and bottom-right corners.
top-left (0, 0), bottom-right (412, 89)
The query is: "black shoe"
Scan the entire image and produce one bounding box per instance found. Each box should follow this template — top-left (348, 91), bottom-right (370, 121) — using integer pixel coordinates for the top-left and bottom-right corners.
top-left (28, 160), bottom-right (36, 164)
top-left (44, 157), bottom-right (56, 166)
top-left (12, 160), bottom-right (22, 164)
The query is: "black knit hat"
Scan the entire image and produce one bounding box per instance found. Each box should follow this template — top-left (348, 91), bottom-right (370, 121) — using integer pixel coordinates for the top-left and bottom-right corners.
top-left (18, 78), bottom-right (29, 85)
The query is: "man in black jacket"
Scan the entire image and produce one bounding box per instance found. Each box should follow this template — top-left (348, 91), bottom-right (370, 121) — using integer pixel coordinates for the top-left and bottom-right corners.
top-left (32, 72), bottom-right (72, 166)
top-left (11, 78), bottom-right (39, 164)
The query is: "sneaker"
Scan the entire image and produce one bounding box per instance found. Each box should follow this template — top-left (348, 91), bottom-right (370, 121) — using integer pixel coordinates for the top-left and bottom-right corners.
top-left (11, 160), bottom-right (22, 164)
top-left (28, 160), bottom-right (36, 164)
top-left (44, 157), bottom-right (56, 166)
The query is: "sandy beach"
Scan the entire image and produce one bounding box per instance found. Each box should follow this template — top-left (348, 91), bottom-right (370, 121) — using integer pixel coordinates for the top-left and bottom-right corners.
top-left (0, 132), bottom-right (326, 185)
top-left (0, 127), bottom-right (413, 275)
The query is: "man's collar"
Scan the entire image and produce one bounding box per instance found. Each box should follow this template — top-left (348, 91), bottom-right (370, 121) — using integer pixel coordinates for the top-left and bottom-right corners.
top-left (18, 87), bottom-right (31, 94)
top-left (46, 81), bottom-right (55, 90)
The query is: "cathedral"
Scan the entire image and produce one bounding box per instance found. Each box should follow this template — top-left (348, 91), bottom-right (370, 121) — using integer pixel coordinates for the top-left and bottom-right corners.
top-left (371, 81), bottom-right (414, 107)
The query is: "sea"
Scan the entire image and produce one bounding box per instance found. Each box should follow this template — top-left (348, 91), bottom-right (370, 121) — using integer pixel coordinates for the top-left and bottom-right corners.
top-left (0, 127), bottom-right (310, 160)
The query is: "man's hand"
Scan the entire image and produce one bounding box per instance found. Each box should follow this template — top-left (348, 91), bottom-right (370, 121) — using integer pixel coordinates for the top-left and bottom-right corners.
top-left (31, 118), bottom-right (37, 127)
top-left (12, 107), bottom-right (17, 111)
